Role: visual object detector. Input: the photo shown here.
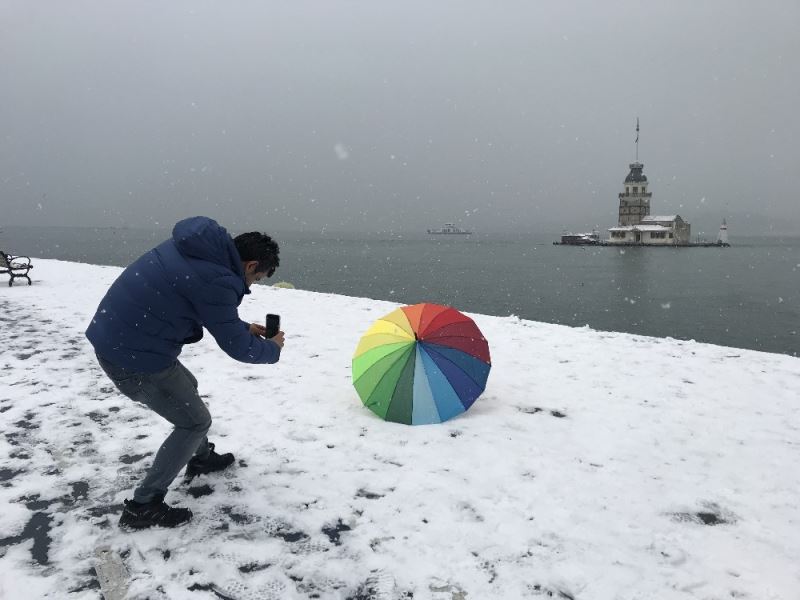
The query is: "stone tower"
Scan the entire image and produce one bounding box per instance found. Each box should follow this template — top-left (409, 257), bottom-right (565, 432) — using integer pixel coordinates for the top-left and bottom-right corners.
top-left (717, 218), bottom-right (729, 245)
top-left (617, 161), bottom-right (652, 226)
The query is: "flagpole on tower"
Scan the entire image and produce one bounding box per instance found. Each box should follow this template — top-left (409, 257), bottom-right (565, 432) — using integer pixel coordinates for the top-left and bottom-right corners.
top-left (635, 117), bottom-right (640, 162)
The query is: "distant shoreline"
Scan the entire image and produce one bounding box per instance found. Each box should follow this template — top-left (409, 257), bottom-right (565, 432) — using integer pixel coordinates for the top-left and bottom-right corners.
top-left (3, 224), bottom-right (800, 239)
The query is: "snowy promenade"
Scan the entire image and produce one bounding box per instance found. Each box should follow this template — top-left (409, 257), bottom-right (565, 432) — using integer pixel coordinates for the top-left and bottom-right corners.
top-left (1, 259), bottom-right (799, 599)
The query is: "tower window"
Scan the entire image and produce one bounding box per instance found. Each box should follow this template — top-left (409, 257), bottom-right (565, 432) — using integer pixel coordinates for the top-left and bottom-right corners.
top-left (626, 187), bottom-right (629, 194)
top-left (633, 186), bottom-right (638, 194)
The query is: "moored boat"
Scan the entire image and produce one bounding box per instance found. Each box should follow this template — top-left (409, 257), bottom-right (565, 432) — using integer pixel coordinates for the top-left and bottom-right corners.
top-left (427, 223), bottom-right (472, 235)
top-left (554, 231), bottom-right (600, 245)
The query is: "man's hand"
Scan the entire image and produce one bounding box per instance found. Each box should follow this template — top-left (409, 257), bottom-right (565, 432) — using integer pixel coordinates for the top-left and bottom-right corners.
top-left (270, 331), bottom-right (285, 349)
top-left (249, 323), bottom-right (267, 338)
top-left (250, 323), bottom-right (285, 349)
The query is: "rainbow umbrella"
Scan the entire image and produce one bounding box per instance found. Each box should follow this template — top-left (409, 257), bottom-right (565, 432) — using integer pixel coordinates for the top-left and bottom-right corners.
top-left (353, 303), bottom-right (491, 425)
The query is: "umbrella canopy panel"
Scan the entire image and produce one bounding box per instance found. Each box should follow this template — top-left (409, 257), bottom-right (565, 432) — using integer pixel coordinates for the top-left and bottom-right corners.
top-left (353, 303), bottom-right (491, 425)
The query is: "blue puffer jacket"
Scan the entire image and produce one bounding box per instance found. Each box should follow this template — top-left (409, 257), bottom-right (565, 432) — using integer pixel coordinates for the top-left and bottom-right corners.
top-left (86, 216), bottom-right (280, 372)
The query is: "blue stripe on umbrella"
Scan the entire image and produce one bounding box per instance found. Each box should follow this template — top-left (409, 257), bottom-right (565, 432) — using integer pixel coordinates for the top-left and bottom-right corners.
top-left (411, 347), bottom-right (441, 424)
top-left (423, 344), bottom-right (490, 389)
top-left (422, 343), bottom-right (484, 410)
top-left (418, 345), bottom-right (467, 422)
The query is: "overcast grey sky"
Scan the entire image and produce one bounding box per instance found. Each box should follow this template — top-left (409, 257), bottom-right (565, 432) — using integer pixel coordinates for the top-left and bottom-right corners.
top-left (1, 0), bottom-right (798, 234)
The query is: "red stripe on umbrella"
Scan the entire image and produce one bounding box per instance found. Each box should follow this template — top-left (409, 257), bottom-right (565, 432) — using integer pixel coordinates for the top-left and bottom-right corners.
top-left (425, 335), bottom-right (490, 363)
top-left (422, 321), bottom-right (486, 342)
top-left (420, 307), bottom-right (474, 338)
top-left (415, 304), bottom-right (452, 337)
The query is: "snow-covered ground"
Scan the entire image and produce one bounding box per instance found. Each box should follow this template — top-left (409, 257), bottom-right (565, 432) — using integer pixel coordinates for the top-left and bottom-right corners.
top-left (1, 259), bottom-right (799, 600)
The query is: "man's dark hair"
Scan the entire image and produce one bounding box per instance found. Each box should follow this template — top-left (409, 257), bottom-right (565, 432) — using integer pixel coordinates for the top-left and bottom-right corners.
top-left (234, 232), bottom-right (280, 276)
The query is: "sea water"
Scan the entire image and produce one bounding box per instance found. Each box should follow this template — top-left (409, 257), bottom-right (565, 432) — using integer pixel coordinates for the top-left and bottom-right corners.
top-left (2, 226), bottom-right (797, 356)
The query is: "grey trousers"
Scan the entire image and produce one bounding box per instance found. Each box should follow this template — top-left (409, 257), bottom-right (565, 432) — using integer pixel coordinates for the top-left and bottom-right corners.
top-left (96, 354), bottom-right (211, 503)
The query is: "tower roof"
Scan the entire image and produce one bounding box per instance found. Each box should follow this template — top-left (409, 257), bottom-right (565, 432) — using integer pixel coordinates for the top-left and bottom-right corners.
top-left (624, 162), bottom-right (647, 183)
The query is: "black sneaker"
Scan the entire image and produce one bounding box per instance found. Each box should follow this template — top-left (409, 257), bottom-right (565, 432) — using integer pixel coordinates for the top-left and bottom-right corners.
top-left (118, 495), bottom-right (192, 530)
top-left (184, 442), bottom-right (235, 480)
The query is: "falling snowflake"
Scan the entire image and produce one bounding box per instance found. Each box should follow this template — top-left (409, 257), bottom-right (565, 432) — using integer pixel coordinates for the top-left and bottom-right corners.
top-left (334, 143), bottom-right (349, 160)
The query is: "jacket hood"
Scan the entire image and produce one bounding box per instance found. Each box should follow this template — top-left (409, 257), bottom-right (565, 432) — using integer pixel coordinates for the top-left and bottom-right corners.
top-left (172, 216), bottom-right (244, 277)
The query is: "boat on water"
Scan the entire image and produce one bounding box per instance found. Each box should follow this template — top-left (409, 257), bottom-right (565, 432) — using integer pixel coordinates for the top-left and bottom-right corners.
top-left (554, 231), bottom-right (601, 245)
top-left (427, 223), bottom-right (472, 235)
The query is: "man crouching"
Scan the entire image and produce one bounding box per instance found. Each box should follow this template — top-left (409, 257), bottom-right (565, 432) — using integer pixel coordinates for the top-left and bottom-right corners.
top-left (86, 216), bottom-right (284, 529)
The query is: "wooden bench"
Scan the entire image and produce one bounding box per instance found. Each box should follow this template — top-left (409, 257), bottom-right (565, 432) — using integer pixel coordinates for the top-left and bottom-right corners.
top-left (0, 251), bottom-right (33, 286)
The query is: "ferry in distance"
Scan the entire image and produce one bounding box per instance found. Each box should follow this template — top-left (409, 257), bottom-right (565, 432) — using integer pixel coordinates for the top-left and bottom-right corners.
top-left (554, 231), bottom-right (601, 246)
top-left (427, 223), bottom-right (472, 235)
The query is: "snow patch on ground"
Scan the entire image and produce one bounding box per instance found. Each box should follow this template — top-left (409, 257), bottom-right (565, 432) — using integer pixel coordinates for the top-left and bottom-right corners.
top-left (1, 259), bottom-right (799, 599)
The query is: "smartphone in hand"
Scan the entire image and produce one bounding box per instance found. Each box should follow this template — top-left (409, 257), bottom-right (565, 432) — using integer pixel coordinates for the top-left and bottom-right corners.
top-left (265, 313), bottom-right (281, 338)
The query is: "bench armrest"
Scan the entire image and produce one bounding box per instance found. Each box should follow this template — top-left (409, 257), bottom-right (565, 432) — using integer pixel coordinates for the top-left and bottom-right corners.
top-left (7, 255), bottom-right (32, 267)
